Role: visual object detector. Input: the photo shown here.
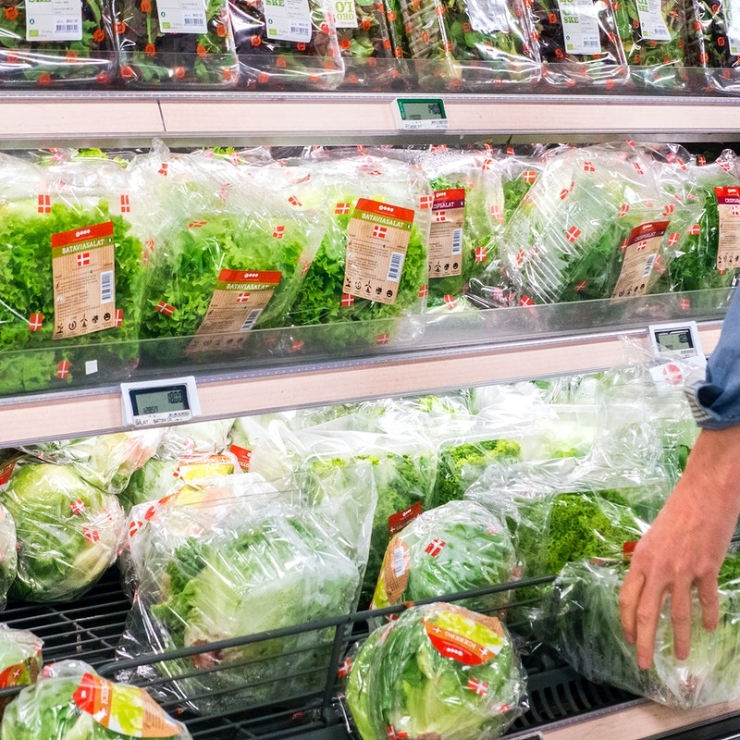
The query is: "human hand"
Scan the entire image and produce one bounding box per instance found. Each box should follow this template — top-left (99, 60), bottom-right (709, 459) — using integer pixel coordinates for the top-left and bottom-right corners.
top-left (619, 427), bottom-right (740, 669)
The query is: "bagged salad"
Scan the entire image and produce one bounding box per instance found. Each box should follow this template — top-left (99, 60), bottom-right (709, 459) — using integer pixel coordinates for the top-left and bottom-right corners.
top-left (230, 0), bottom-right (344, 89)
top-left (0, 0), bottom-right (114, 86)
top-left (345, 603), bottom-right (527, 740)
top-left (0, 153), bottom-right (146, 396)
top-left (111, 0), bottom-right (238, 86)
top-left (549, 554), bottom-right (740, 708)
top-left (689, 0), bottom-right (740, 93)
top-left (0, 505), bottom-right (16, 612)
top-left (398, 0), bottom-right (541, 91)
top-left (119, 484), bottom-right (360, 714)
top-left (1, 660), bottom-right (192, 739)
top-left (0, 626), bottom-right (42, 716)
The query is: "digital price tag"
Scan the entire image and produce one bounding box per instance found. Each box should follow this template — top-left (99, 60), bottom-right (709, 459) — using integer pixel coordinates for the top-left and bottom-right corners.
top-left (393, 98), bottom-right (448, 131)
top-left (121, 377), bottom-right (201, 428)
top-left (647, 321), bottom-right (706, 365)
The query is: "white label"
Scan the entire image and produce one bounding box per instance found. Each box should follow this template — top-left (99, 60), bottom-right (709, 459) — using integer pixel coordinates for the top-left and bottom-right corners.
top-left (635, 0), bottom-right (671, 41)
top-left (264, 0), bottom-right (312, 43)
top-left (467, 0), bottom-right (509, 34)
top-left (557, 0), bottom-right (601, 54)
top-left (26, 0), bottom-right (82, 41)
top-left (85, 360), bottom-right (99, 375)
top-left (727, 0), bottom-right (740, 56)
top-left (157, 0), bottom-right (208, 34)
top-left (333, 0), bottom-right (357, 28)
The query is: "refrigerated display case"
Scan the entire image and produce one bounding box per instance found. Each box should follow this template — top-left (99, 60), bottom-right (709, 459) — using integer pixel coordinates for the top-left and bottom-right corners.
top-left (1, 92), bottom-right (740, 739)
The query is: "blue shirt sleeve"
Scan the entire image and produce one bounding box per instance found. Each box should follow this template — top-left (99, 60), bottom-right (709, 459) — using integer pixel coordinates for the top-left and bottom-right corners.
top-left (687, 287), bottom-right (740, 430)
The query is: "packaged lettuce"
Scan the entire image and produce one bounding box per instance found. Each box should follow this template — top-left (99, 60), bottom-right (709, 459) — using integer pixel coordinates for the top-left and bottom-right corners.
top-left (0, 0), bottom-right (114, 86)
top-left (0, 626), bottom-right (42, 716)
top-left (613, 0), bottom-right (688, 89)
top-left (371, 501), bottom-right (517, 615)
top-left (111, 0), bottom-right (238, 86)
top-left (156, 419), bottom-right (234, 457)
top-left (345, 603), bottom-right (527, 740)
top-left (230, 0), bottom-right (344, 89)
top-left (0, 505), bottom-right (17, 612)
top-left (1, 461), bottom-right (125, 603)
top-left (534, 0), bottom-right (628, 87)
top-left (134, 149), bottom-right (325, 363)
top-left (20, 430), bottom-right (163, 495)
top-left (549, 554), bottom-right (740, 708)
top-left (1, 660), bottom-right (192, 739)
top-left (119, 490), bottom-right (360, 714)
top-left (689, 0), bottom-right (740, 94)
top-left (398, 0), bottom-right (541, 91)
top-left (0, 154), bottom-right (146, 396)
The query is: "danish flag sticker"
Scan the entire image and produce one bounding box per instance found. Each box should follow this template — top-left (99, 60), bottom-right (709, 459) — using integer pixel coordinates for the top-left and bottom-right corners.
top-left (425, 538), bottom-right (446, 557)
top-left (76, 252), bottom-right (91, 268)
top-left (372, 225), bottom-right (388, 239)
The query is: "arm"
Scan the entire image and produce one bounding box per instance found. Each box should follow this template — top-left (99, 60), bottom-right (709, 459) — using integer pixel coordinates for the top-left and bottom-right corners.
top-left (619, 288), bottom-right (740, 669)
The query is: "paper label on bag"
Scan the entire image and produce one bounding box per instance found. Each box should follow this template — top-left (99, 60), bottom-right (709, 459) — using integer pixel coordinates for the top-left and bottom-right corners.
top-left (345, 198), bottom-right (414, 306)
top-left (264, 0), bottom-right (312, 42)
top-left (635, 0), bottom-right (671, 40)
top-left (175, 455), bottom-right (235, 480)
top-left (467, 0), bottom-right (509, 33)
top-left (73, 673), bottom-right (182, 737)
top-left (157, 0), bottom-right (208, 34)
top-left (557, 0), bottom-right (601, 54)
top-left (380, 536), bottom-right (411, 605)
top-left (727, 0), bottom-right (740, 55)
top-left (424, 606), bottom-right (505, 665)
top-left (186, 269), bottom-right (281, 355)
top-left (612, 221), bottom-right (669, 298)
top-left (51, 221), bottom-right (116, 340)
top-left (715, 186), bottom-right (740, 270)
top-left (388, 501), bottom-right (423, 535)
top-left (26, 0), bottom-right (82, 41)
top-left (333, 0), bottom-right (358, 28)
top-left (429, 188), bottom-right (465, 278)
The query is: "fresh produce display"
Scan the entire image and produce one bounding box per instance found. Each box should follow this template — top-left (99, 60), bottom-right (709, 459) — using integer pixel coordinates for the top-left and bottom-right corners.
top-left (0, 154), bottom-right (146, 396)
top-left (613, 0), bottom-right (688, 88)
top-left (0, 626), bottom-right (42, 716)
top-left (345, 603), bottom-right (527, 740)
top-left (434, 437), bottom-right (521, 506)
top-left (120, 487), bottom-right (359, 713)
top-left (0, 504), bottom-right (17, 612)
top-left (549, 554), bottom-right (740, 708)
top-left (156, 419), bottom-right (234, 457)
top-left (690, 0), bottom-right (740, 93)
top-left (396, 0), bottom-right (541, 91)
top-left (370, 500), bottom-right (517, 615)
top-left (20, 430), bottom-right (163, 495)
top-left (1, 461), bottom-right (125, 602)
top-left (230, 0), bottom-right (344, 89)
top-left (1, 660), bottom-right (192, 739)
top-left (532, 0), bottom-right (629, 87)
top-left (111, 0), bottom-right (238, 86)
top-left (0, 0), bottom-right (114, 86)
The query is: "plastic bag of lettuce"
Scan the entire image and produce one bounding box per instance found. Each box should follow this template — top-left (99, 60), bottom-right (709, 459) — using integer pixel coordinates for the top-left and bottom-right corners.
top-left (118, 476), bottom-right (361, 714)
top-left (548, 554), bottom-right (740, 708)
top-left (345, 603), bottom-right (527, 740)
top-left (0, 626), bottom-right (43, 716)
top-left (0, 503), bottom-right (17, 612)
top-left (1, 660), bottom-right (192, 739)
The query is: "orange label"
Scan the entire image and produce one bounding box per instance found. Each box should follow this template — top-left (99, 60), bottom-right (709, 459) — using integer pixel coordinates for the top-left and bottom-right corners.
top-left (612, 220), bottom-right (669, 299)
top-left (72, 673), bottom-right (182, 737)
top-left (229, 445), bottom-right (252, 472)
top-left (429, 188), bottom-right (465, 278)
top-left (423, 605), bottom-right (505, 666)
top-left (715, 186), bottom-right (740, 270)
top-left (388, 501), bottom-right (422, 535)
top-left (344, 198), bottom-right (415, 306)
top-left (376, 537), bottom-right (411, 607)
top-left (0, 458), bottom-right (18, 488)
top-left (51, 221), bottom-right (116, 340)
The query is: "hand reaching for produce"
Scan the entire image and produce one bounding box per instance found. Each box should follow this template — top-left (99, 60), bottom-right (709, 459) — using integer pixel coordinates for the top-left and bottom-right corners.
top-left (620, 426), bottom-right (740, 669)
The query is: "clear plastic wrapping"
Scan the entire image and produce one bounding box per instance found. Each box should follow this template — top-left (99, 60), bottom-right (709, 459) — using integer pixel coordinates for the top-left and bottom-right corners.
top-left (534, 0), bottom-right (629, 87)
top-left (689, 0), bottom-right (740, 94)
top-left (0, 153), bottom-right (147, 396)
top-left (0, 505), bottom-right (17, 613)
top-left (230, 0), bottom-right (344, 89)
top-left (156, 419), bottom-right (234, 458)
top-left (119, 488), bottom-right (360, 714)
top-left (0, 0), bottom-right (115, 86)
top-left (1, 460), bottom-right (125, 603)
top-left (370, 500), bottom-right (517, 616)
top-left (111, 0), bottom-right (238, 86)
top-left (1, 660), bottom-right (192, 739)
top-left (344, 603), bottom-right (527, 740)
top-left (549, 555), bottom-right (740, 708)
top-left (398, 0), bottom-right (541, 91)
top-left (0, 625), bottom-right (42, 717)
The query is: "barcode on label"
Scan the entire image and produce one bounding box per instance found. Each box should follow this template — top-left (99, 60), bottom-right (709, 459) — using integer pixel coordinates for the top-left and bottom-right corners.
top-left (100, 271), bottom-right (114, 304)
top-left (643, 255), bottom-right (656, 277)
top-left (290, 23), bottom-right (311, 34)
top-left (392, 546), bottom-right (406, 578)
top-left (183, 13), bottom-right (205, 25)
top-left (581, 38), bottom-right (600, 48)
top-left (451, 228), bottom-right (463, 255)
top-left (387, 252), bottom-right (404, 282)
top-left (240, 308), bottom-right (263, 332)
top-left (55, 21), bottom-right (80, 33)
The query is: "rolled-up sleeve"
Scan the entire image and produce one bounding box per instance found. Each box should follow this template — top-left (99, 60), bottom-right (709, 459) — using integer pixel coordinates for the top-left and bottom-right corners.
top-left (686, 287), bottom-right (740, 430)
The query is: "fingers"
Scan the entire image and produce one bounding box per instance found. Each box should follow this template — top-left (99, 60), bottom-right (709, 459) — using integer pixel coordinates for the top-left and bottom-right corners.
top-left (670, 578), bottom-right (693, 662)
top-left (697, 575), bottom-right (720, 633)
top-left (633, 580), bottom-right (665, 670)
top-left (619, 567), bottom-right (645, 645)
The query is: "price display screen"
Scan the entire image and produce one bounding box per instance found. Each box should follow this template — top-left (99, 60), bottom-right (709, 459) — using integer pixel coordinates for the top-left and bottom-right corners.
top-left (129, 385), bottom-right (190, 416)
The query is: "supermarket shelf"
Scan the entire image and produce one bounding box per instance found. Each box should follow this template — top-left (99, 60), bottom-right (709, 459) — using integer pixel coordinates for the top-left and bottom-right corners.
top-left (3, 92), bottom-right (740, 147)
top-left (0, 321), bottom-right (723, 447)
